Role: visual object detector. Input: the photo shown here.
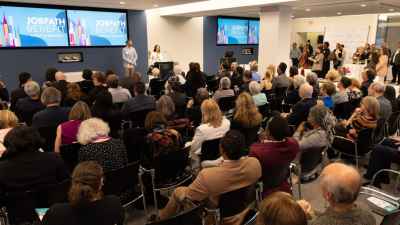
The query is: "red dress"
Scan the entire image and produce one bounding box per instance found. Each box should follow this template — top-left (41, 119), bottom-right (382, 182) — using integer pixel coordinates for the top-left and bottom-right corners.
top-left (301, 53), bottom-right (308, 69)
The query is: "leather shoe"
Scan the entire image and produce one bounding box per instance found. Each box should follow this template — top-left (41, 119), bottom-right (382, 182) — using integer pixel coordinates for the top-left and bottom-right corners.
top-left (390, 81), bottom-right (396, 83)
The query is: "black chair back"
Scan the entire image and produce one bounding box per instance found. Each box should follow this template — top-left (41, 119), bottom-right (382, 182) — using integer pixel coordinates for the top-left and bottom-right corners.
top-left (59, 142), bottom-right (82, 167)
top-left (207, 75), bottom-right (216, 81)
top-left (130, 108), bottom-right (155, 127)
top-left (282, 104), bottom-right (293, 113)
top-left (332, 101), bottom-right (352, 120)
top-left (240, 125), bottom-right (261, 149)
top-left (23, 110), bottom-right (42, 127)
top-left (200, 138), bottom-right (221, 161)
top-left (381, 210), bottom-right (400, 225)
top-left (146, 201), bottom-right (205, 225)
top-left (387, 111), bottom-right (400, 135)
top-left (218, 183), bottom-right (257, 218)
top-left (153, 146), bottom-right (190, 179)
top-left (351, 98), bottom-right (361, 111)
top-left (37, 126), bottom-right (58, 152)
top-left (274, 86), bottom-right (288, 98)
top-left (218, 96), bottom-right (236, 111)
top-left (116, 102), bottom-right (124, 110)
top-left (151, 80), bottom-right (167, 97)
top-left (257, 103), bottom-right (270, 119)
top-left (175, 104), bottom-right (187, 119)
top-left (4, 180), bottom-right (71, 224)
top-left (104, 114), bottom-right (123, 136)
top-left (373, 117), bottom-right (389, 143)
top-left (206, 80), bottom-right (219, 92)
top-left (269, 97), bottom-right (283, 112)
top-left (261, 89), bottom-right (270, 99)
top-left (261, 162), bottom-right (290, 190)
top-left (79, 82), bottom-right (94, 96)
top-left (357, 127), bottom-right (374, 155)
top-left (299, 146), bottom-right (326, 172)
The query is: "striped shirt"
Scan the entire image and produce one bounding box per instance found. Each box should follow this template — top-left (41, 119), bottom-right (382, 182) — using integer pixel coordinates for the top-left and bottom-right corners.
top-left (346, 115), bottom-right (377, 141)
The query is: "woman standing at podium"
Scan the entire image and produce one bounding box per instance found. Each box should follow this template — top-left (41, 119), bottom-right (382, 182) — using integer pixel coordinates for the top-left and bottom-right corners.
top-left (148, 45), bottom-right (163, 66)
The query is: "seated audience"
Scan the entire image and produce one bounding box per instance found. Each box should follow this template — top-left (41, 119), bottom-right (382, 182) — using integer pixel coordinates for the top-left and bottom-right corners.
top-left (50, 71), bottom-right (69, 105)
top-left (213, 77), bottom-right (234, 104)
top-left (106, 69), bottom-right (115, 78)
top-left (15, 81), bottom-right (45, 123)
top-left (257, 192), bottom-right (308, 225)
top-left (42, 67), bottom-right (58, 90)
top-left (334, 77), bottom-right (350, 105)
top-left (348, 78), bottom-right (363, 101)
top-left (41, 161), bottom-right (124, 225)
top-left (325, 70), bottom-right (339, 82)
top-left (216, 61), bottom-right (231, 80)
top-left (161, 130), bottom-right (261, 225)
top-left (156, 95), bottom-right (176, 121)
top-left (231, 62), bottom-right (238, 78)
top-left (271, 62), bottom-right (290, 93)
top-left (64, 83), bottom-right (88, 108)
top-left (55, 101), bottom-right (92, 153)
top-left (32, 87), bottom-right (71, 130)
top-left (306, 72), bottom-right (319, 95)
top-left (250, 62), bottom-right (261, 82)
top-left (185, 88), bottom-right (209, 122)
top-left (267, 64), bottom-right (277, 81)
top-left (181, 63), bottom-right (206, 97)
top-left (368, 82), bottom-right (392, 118)
top-left (186, 99), bottom-right (230, 172)
top-left (120, 69), bottom-right (137, 95)
top-left (0, 126), bottom-right (71, 207)
top-left (88, 72), bottom-right (108, 104)
top-left (164, 61), bottom-right (186, 81)
top-left (149, 68), bottom-right (162, 93)
top-left (260, 70), bottom-right (273, 91)
top-left (299, 163), bottom-right (375, 225)
top-left (383, 85), bottom-right (398, 112)
top-left (0, 111), bottom-right (18, 157)
top-left (249, 116), bottom-right (298, 197)
top-left (235, 70), bottom-right (252, 95)
top-left (91, 90), bottom-right (121, 124)
top-left (0, 76), bottom-right (9, 105)
top-left (133, 72), bottom-right (143, 82)
top-left (107, 74), bottom-right (131, 103)
top-left (360, 68), bottom-right (376, 97)
top-left (165, 65), bottom-right (186, 91)
top-left (79, 68), bottom-right (94, 94)
top-left (77, 118), bottom-right (128, 172)
top-left (284, 75), bottom-right (306, 105)
top-left (293, 105), bottom-right (337, 180)
top-left (317, 82), bottom-right (335, 108)
top-left (230, 66), bottom-right (244, 89)
top-left (231, 93), bottom-right (262, 132)
top-left (249, 81), bottom-right (268, 106)
top-left (165, 82), bottom-right (187, 106)
top-left (10, 72), bottom-right (31, 112)
top-left (121, 82), bottom-right (156, 120)
top-left (287, 66), bottom-right (299, 92)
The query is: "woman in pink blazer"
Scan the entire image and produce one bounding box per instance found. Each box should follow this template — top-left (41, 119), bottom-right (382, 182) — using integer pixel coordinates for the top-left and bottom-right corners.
top-left (376, 47), bottom-right (390, 82)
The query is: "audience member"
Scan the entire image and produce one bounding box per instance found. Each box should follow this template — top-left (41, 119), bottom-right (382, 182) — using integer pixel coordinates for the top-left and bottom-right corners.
top-left (300, 45), bottom-right (310, 69)
top-left (181, 63), bottom-right (206, 97)
top-left (164, 62), bottom-right (186, 81)
top-left (249, 81), bottom-right (268, 106)
top-left (322, 42), bottom-right (331, 76)
top-left (213, 77), bottom-right (234, 104)
top-left (293, 105), bottom-right (337, 180)
top-left (290, 43), bottom-right (301, 67)
top-left (230, 66), bottom-right (244, 89)
top-left (260, 70), bottom-right (272, 91)
top-left (88, 72), bottom-right (108, 104)
top-left (309, 45), bottom-right (325, 78)
top-left (55, 101), bottom-right (92, 153)
top-left (365, 51), bottom-right (379, 70)
top-left (383, 85), bottom-right (398, 112)
top-left (284, 75), bottom-right (305, 105)
top-left (216, 61), bottom-right (231, 80)
top-left (156, 95), bottom-right (176, 121)
top-left (271, 62), bottom-right (290, 92)
top-left (306, 72), bottom-right (319, 96)
top-left (0, 126), bottom-right (71, 207)
top-left (165, 65), bottom-right (186, 91)
top-left (41, 161), bottom-right (124, 225)
top-left (185, 88), bottom-right (209, 122)
top-left (121, 82), bottom-right (156, 120)
top-left (306, 40), bottom-right (314, 56)
top-left (77, 118), bottom-right (128, 172)
top-left (185, 62), bottom-right (195, 79)
top-left (348, 78), bottom-right (363, 101)
top-left (133, 72), bottom-right (143, 82)
top-left (390, 42), bottom-right (400, 84)
top-left (107, 74), bottom-right (131, 103)
top-left (79, 68), bottom-right (94, 94)
top-left (0, 111), bottom-right (18, 157)
top-left (165, 82), bottom-right (187, 106)
top-left (10, 72), bottom-right (31, 111)
top-left (340, 44), bottom-right (347, 67)
top-left (231, 62), bottom-right (238, 78)
top-left (325, 70), bottom-right (339, 82)
top-left (250, 61), bottom-right (261, 82)
top-left (301, 163), bottom-right (375, 225)
top-left (50, 71), bottom-right (69, 105)
top-left (360, 68), bottom-right (376, 97)
top-left (235, 70), bottom-right (252, 95)
top-left (15, 81), bottom-right (45, 123)
top-left (91, 90), bottom-right (121, 122)
top-left (376, 47), bottom-right (390, 82)
top-left (353, 46), bottom-right (368, 63)
top-left (161, 130), bottom-right (261, 225)
top-left (0, 75), bottom-right (9, 105)
top-left (267, 64), bottom-right (277, 81)
top-left (42, 67), bottom-right (58, 90)
top-left (32, 87), bottom-right (71, 130)
top-left (257, 192), bottom-right (308, 225)
top-left (317, 82), bottom-right (335, 108)
top-left (368, 82), bottom-right (392, 118)
top-left (249, 116), bottom-right (298, 197)
top-left (334, 77), bottom-right (350, 105)
top-left (120, 69), bottom-right (137, 95)
top-left (149, 68), bottom-right (162, 93)
top-left (63, 83), bottom-right (88, 107)
top-left (287, 66), bottom-right (299, 91)
top-left (231, 93), bottom-right (262, 133)
top-left (105, 69), bottom-right (115, 77)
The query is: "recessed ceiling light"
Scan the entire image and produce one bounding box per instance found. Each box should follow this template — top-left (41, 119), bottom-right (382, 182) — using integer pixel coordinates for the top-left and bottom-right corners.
top-left (292, 15), bottom-right (294, 17)
top-left (306, 9), bottom-right (310, 11)
top-left (389, 9), bottom-right (394, 11)
top-left (153, 5), bottom-right (158, 7)
top-left (361, 4), bottom-right (366, 7)
top-left (337, 12), bottom-right (341, 14)
top-left (120, 1), bottom-right (125, 4)
top-left (258, 13), bottom-right (260, 14)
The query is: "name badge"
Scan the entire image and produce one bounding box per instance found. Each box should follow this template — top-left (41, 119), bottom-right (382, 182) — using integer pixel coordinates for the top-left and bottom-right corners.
top-left (126, 51), bottom-right (129, 54)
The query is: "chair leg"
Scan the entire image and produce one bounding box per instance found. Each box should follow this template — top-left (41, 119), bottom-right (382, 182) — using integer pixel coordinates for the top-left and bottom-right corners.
top-left (139, 173), bottom-right (148, 223)
top-left (395, 164), bottom-right (400, 194)
top-left (297, 165), bottom-right (302, 200)
top-left (289, 164), bottom-right (294, 197)
top-left (150, 170), bottom-right (159, 220)
top-left (354, 143), bottom-right (359, 172)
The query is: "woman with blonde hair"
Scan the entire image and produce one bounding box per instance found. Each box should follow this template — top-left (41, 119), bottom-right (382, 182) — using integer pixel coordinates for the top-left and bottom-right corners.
top-left (325, 70), bottom-right (339, 82)
top-left (156, 95), bottom-right (176, 121)
top-left (0, 111), bottom-right (18, 157)
top-left (231, 93), bottom-right (262, 132)
top-left (186, 99), bottom-right (230, 172)
top-left (64, 82), bottom-right (88, 107)
top-left (260, 71), bottom-right (272, 91)
top-left (266, 64), bottom-right (276, 81)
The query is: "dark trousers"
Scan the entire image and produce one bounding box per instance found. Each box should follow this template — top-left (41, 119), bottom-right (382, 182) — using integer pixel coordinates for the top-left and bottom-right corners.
top-left (392, 65), bottom-right (400, 82)
top-left (313, 70), bottom-right (322, 79)
top-left (322, 61), bottom-right (330, 78)
top-left (364, 139), bottom-right (400, 184)
top-left (291, 58), bottom-right (299, 67)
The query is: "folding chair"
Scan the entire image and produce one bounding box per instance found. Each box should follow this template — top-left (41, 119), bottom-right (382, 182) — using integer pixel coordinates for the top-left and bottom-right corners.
top-left (385, 111), bottom-right (400, 137)
top-left (175, 104), bottom-right (187, 119)
top-left (218, 96), bottom-right (236, 112)
top-left (332, 101), bottom-right (352, 121)
top-left (274, 86), bottom-right (288, 98)
top-left (22, 110), bottom-right (43, 127)
top-left (37, 126), bottom-right (58, 152)
top-left (257, 103), bottom-right (270, 119)
top-left (261, 162), bottom-right (293, 198)
top-left (130, 108), bottom-right (156, 128)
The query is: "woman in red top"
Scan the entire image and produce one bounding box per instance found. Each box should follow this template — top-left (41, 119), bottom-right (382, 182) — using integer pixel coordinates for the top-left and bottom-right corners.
top-left (300, 46), bottom-right (310, 69)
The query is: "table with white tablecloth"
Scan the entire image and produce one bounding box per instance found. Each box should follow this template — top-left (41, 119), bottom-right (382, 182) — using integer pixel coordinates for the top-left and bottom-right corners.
top-left (343, 64), bottom-right (379, 82)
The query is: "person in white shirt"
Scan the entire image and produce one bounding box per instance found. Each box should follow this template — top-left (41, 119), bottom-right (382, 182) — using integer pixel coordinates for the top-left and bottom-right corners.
top-left (340, 44), bottom-right (347, 67)
top-left (148, 45), bottom-right (163, 65)
top-left (107, 75), bottom-right (131, 103)
top-left (122, 39), bottom-right (138, 77)
top-left (165, 65), bottom-right (186, 91)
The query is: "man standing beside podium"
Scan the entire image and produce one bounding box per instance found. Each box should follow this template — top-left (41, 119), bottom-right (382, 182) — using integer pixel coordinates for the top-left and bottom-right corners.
top-left (122, 39), bottom-right (138, 77)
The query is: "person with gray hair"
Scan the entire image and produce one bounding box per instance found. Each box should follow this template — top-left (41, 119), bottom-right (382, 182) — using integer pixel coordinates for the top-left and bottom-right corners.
top-left (352, 46), bottom-right (368, 64)
top-left (212, 77), bottom-right (234, 104)
top-left (31, 87), bottom-right (71, 130)
top-left (164, 61), bottom-right (186, 81)
top-left (293, 105), bottom-right (337, 180)
top-left (14, 81), bottom-right (46, 123)
top-left (231, 62), bottom-right (238, 78)
top-left (284, 75), bottom-right (306, 105)
top-left (306, 72), bottom-right (319, 95)
top-left (249, 81), bottom-right (268, 106)
top-left (77, 117), bottom-right (127, 172)
top-left (298, 163), bottom-right (375, 225)
top-left (165, 65), bottom-right (186, 91)
top-left (368, 82), bottom-right (392, 118)
top-left (250, 63), bottom-right (261, 82)
top-left (49, 71), bottom-right (69, 106)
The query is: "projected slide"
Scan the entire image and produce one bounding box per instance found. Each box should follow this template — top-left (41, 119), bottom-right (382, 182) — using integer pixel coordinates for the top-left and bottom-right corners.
top-left (67, 10), bottom-right (127, 46)
top-left (217, 18), bottom-right (248, 45)
top-left (248, 20), bottom-right (259, 44)
top-left (0, 6), bottom-right (68, 47)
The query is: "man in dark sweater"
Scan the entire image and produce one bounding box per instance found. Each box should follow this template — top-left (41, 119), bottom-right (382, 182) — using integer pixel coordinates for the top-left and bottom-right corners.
top-left (10, 72), bottom-right (31, 112)
top-left (165, 82), bottom-right (187, 106)
top-left (15, 81), bottom-right (45, 123)
top-left (120, 82), bottom-right (156, 120)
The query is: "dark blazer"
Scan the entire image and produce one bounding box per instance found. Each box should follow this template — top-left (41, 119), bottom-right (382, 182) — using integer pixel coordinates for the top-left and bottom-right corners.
top-left (237, 81), bottom-right (251, 95)
top-left (181, 80), bottom-right (206, 97)
top-left (50, 80), bottom-right (69, 105)
top-left (10, 86), bottom-right (29, 112)
top-left (0, 88), bottom-right (9, 103)
top-left (376, 95), bottom-right (392, 118)
top-left (230, 75), bottom-right (244, 89)
top-left (88, 85), bottom-right (109, 105)
top-left (284, 87), bottom-right (301, 105)
top-left (0, 151), bottom-right (71, 207)
top-left (286, 98), bottom-right (317, 125)
top-left (185, 105), bottom-right (201, 122)
top-left (32, 106), bottom-right (71, 130)
top-left (120, 94), bottom-right (156, 120)
top-left (360, 80), bottom-right (373, 97)
top-left (166, 91), bottom-right (187, 106)
top-left (391, 50), bottom-right (400, 66)
top-left (307, 44), bottom-right (313, 56)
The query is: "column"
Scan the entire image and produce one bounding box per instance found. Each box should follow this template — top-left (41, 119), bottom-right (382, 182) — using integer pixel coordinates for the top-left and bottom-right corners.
top-left (258, 5), bottom-right (292, 74)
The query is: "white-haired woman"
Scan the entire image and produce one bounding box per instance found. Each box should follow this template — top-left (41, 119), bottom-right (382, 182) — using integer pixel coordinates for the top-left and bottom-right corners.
top-left (212, 77), bottom-right (234, 104)
top-left (77, 118), bottom-right (127, 172)
top-left (352, 46), bottom-right (368, 63)
top-left (165, 65), bottom-right (186, 91)
top-left (149, 68), bottom-right (162, 94)
top-left (284, 75), bottom-right (306, 105)
top-left (249, 81), bottom-right (268, 106)
top-left (14, 81), bottom-right (45, 123)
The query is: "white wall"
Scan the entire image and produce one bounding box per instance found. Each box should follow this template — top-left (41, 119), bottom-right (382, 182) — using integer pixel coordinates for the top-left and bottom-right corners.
top-left (146, 9), bottom-right (203, 75)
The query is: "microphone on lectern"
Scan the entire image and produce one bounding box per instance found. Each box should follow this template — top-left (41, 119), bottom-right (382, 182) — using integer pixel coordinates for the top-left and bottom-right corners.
top-left (164, 51), bottom-right (174, 61)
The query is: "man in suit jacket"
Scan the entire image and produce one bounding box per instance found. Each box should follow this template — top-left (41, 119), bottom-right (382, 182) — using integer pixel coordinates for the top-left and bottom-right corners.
top-left (49, 72), bottom-right (69, 106)
top-left (32, 87), bottom-right (71, 130)
top-left (166, 82), bottom-right (187, 105)
top-left (360, 68), bottom-right (376, 97)
top-left (390, 42), bottom-right (400, 84)
top-left (10, 72), bottom-right (31, 112)
top-left (271, 63), bottom-right (290, 92)
top-left (161, 130), bottom-right (262, 225)
top-left (121, 82), bottom-right (156, 120)
top-left (368, 82), bottom-right (392, 118)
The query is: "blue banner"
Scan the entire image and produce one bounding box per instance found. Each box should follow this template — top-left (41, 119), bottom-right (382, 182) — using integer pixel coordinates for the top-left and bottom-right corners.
top-left (217, 18), bottom-right (248, 45)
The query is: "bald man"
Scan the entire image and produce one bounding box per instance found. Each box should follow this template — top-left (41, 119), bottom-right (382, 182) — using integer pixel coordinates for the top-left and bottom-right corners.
top-left (298, 163), bottom-right (375, 225)
top-left (49, 71), bottom-right (69, 106)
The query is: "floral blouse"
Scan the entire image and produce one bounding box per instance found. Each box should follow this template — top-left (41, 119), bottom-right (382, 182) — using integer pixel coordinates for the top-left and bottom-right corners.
top-left (348, 90), bottom-right (363, 102)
